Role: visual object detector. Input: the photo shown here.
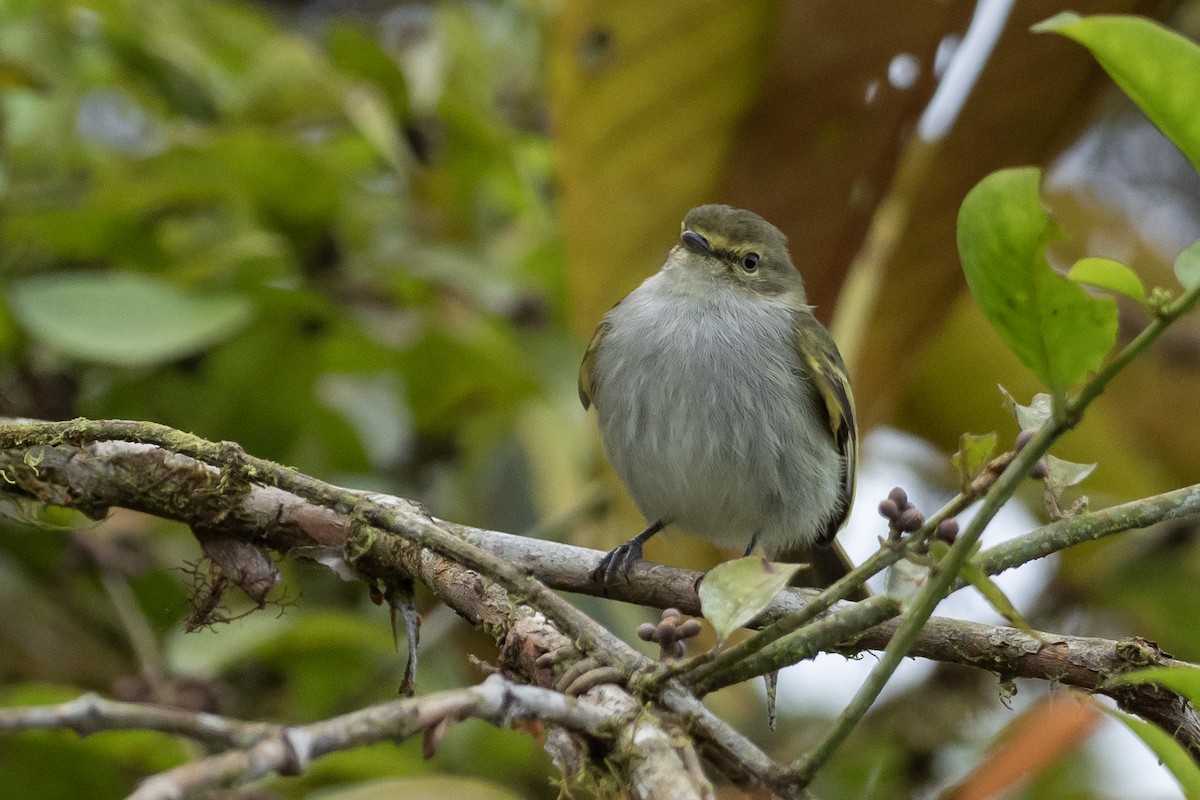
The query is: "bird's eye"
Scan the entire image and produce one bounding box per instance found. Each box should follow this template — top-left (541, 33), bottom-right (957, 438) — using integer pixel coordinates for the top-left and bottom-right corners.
top-left (740, 252), bottom-right (760, 272)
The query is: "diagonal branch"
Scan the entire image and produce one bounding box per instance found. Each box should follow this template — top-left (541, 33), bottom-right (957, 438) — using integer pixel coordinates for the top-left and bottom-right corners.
top-left (3, 418), bottom-right (1200, 778)
top-left (0, 420), bottom-right (784, 797)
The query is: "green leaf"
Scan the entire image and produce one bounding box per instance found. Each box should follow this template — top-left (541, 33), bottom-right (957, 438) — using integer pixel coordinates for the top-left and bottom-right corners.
top-left (958, 557), bottom-right (1042, 640)
top-left (951, 431), bottom-right (997, 489)
top-left (999, 387), bottom-right (1054, 432)
top-left (1068, 257), bottom-right (1145, 301)
top-left (1175, 239), bottom-right (1200, 290)
top-left (7, 272), bottom-right (253, 368)
top-left (1035, 13), bottom-right (1200, 173)
top-left (1102, 665), bottom-right (1200, 703)
top-left (344, 84), bottom-right (409, 174)
top-left (698, 556), bottom-right (802, 644)
top-left (326, 23), bottom-right (413, 121)
top-left (1097, 705), bottom-right (1200, 798)
top-left (1043, 454), bottom-right (1096, 494)
top-left (958, 168), bottom-right (1118, 391)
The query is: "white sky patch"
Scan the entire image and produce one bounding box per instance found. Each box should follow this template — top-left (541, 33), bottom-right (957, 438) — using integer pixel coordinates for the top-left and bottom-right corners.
top-left (918, 0), bottom-right (1014, 142)
top-left (887, 53), bottom-right (920, 90)
top-left (1048, 118), bottom-right (1200, 263)
top-left (774, 427), bottom-right (1049, 714)
top-left (934, 33), bottom-right (962, 79)
top-left (1084, 709), bottom-right (1184, 798)
top-left (771, 428), bottom-right (1177, 794)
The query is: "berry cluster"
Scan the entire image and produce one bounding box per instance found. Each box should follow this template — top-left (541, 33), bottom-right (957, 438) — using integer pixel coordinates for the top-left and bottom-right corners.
top-left (636, 608), bottom-right (702, 661)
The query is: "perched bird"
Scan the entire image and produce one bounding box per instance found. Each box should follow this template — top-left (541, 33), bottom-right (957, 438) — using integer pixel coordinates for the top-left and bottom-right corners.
top-left (579, 204), bottom-right (859, 591)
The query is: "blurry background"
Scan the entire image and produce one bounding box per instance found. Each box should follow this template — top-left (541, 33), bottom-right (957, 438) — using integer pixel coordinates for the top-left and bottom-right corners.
top-left (1, 1), bottom-right (1199, 798)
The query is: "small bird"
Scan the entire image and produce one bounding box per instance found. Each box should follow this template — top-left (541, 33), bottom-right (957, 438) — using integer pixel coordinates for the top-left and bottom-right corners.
top-left (579, 204), bottom-right (859, 590)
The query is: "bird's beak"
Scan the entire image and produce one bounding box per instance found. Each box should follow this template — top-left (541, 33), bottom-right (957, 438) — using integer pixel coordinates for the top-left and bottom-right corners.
top-left (680, 230), bottom-right (715, 257)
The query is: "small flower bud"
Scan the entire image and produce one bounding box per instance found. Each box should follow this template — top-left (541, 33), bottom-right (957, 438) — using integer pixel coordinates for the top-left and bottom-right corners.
top-left (936, 518), bottom-right (959, 543)
top-left (879, 498), bottom-right (901, 520)
top-left (1031, 460), bottom-right (1049, 480)
top-left (898, 508), bottom-right (925, 532)
top-left (888, 486), bottom-right (909, 508)
top-left (1015, 429), bottom-right (1036, 451)
top-left (657, 620), bottom-right (677, 647)
top-left (678, 619), bottom-right (702, 639)
top-left (637, 623), bottom-right (657, 642)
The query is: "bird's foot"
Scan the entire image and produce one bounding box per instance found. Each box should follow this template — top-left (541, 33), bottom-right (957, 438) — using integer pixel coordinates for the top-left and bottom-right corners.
top-left (592, 539), bottom-right (645, 589)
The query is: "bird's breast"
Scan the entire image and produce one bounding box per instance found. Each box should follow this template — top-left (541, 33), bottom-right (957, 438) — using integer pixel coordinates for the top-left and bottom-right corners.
top-left (591, 280), bottom-right (841, 549)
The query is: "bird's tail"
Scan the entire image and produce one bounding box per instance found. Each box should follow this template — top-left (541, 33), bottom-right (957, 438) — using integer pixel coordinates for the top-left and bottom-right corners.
top-left (777, 539), bottom-right (871, 601)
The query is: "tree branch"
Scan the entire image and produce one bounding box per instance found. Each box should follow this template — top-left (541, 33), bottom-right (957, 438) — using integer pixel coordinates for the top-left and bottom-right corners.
top-left (3, 418), bottom-right (1200, 784)
top-left (126, 675), bottom-right (613, 800)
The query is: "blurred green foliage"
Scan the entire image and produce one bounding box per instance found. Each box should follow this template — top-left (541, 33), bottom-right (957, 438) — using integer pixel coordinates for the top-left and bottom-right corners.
top-left (2, 1), bottom-right (1200, 798)
top-left (0, 0), bottom-right (566, 796)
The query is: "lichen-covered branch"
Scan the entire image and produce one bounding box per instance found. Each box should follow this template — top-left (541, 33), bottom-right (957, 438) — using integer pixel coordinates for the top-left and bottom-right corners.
top-left (0, 677), bottom-right (626, 800)
top-left (3, 418), bottom-right (1200, 780)
top-left (0, 421), bottom-right (783, 797)
top-left (124, 675), bottom-right (617, 800)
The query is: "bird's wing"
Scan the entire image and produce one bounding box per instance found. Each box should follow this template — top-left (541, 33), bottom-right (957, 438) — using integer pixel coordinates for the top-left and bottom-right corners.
top-left (793, 310), bottom-right (858, 544)
top-left (578, 314), bottom-right (613, 410)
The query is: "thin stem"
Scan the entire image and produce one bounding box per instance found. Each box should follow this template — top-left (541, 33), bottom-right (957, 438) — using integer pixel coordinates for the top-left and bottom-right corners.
top-left (791, 424), bottom-right (1053, 784)
top-left (675, 545), bottom-right (902, 689)
top-left (691, 596), bottom-right (902, 697)
top-left (973, 483), bottom-right (1200, 580)
top-left (674, 450), bottom-right (1012, 691)
top-left (1071, 283), bottom-right (1200, 414)
top-left (788, 279), bottom-right (1200, 786)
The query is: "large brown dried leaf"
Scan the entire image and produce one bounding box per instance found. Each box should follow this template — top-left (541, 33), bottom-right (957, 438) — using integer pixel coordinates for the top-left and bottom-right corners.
top-left (550, 0), bottom-right (776, 333)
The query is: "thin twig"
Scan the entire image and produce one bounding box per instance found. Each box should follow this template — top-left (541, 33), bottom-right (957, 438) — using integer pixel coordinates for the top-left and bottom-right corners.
top-left (787, 278), bottom-right (1200, 785)
top-left (126, 675), bottom-right (614, 800)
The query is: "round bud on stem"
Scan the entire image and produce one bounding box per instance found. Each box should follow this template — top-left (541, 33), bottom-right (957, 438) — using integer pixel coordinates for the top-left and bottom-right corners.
top-left (878, 498), bottom-right (901, 520)
top-left (898, 508), bottom-right (925, 533)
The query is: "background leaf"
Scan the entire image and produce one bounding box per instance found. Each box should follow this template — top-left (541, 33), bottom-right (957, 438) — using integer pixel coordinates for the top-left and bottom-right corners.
top-left (7, 273), bottom-right (254, 368)
top-left (1175, 240), bottom-right (1200, 290)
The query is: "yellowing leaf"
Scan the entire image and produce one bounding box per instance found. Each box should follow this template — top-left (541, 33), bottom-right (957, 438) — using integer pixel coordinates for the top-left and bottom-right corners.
top-left (698, 556), bottom-right (801, 644)
top-left (552, 2), bottom-right (776, 335)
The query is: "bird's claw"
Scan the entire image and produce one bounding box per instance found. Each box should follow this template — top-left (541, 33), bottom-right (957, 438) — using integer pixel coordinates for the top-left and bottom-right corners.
top-left (592, 540), bottom-right (644, 589)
